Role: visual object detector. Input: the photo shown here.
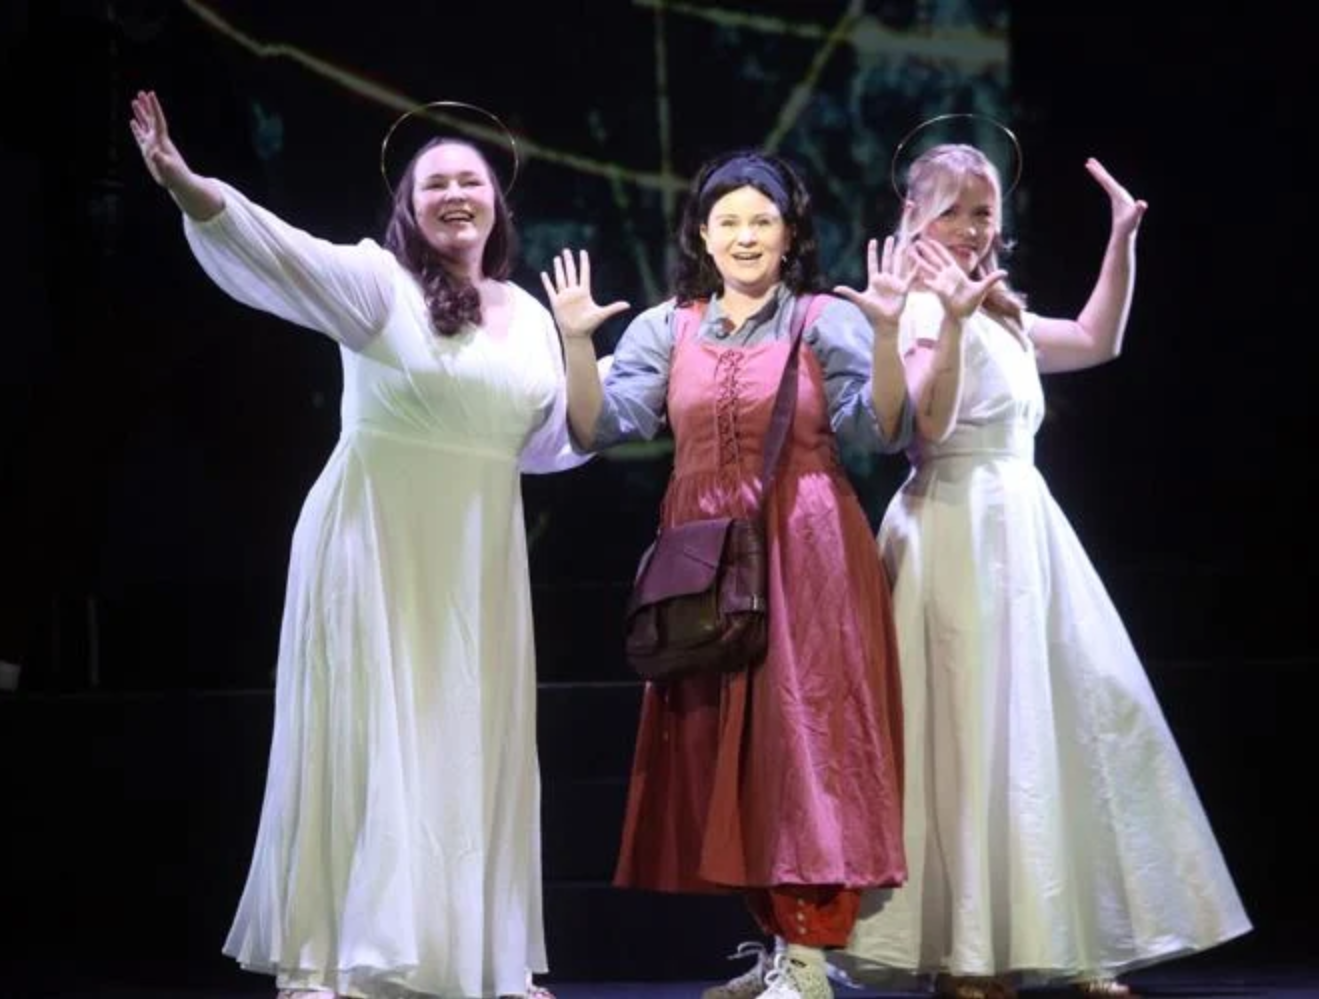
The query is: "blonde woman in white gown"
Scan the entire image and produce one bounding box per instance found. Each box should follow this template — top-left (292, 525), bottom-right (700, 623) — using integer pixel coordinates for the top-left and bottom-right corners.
top-left (834, 144), bottom-right (1250, 998)
top-left (130, 90), bottom-right (587, 999)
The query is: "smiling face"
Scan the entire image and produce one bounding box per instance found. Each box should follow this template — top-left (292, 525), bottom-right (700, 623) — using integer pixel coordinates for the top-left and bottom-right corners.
top-left (899, 144), bottom-right (1006, 278)
top-left (410, 141), bottom-right (497, 262)
top-left (699, 184), bottom-right (791, 298)
top-left (918, 173), bottom-right (997, 274)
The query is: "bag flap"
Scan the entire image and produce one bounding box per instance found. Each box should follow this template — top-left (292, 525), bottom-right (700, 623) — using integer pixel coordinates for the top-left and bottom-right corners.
top-left (628, 517), bottom-right (733, 611)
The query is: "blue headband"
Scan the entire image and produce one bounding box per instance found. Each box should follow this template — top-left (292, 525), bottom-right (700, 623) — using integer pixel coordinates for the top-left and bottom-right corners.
top-left (699, 155), bottom-right (791, 211)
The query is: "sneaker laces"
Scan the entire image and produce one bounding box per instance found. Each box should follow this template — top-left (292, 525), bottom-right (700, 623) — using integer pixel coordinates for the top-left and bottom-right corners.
top-left (761, 951), bottom-right (824, 997)
top-left (764, 952), bottom-right (797, 988)
top-left (707, 941), bottom-right (772, 995)
top-left (727, 941), bottom-right (771, 964)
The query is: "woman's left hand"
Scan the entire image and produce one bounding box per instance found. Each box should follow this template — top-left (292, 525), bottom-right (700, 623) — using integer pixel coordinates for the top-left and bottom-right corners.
top-left (1086, 158), bottom-right (1148, 240)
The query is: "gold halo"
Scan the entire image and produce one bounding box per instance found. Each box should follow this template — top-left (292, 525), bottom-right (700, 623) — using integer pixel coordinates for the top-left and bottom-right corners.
top-left (379, 99), bottom-right (520, 197)
top-left (889, 112), bottom-right (1022, 200)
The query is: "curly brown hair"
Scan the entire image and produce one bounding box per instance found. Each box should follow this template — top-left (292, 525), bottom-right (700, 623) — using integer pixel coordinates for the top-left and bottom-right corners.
top-left (383, 138), bottom-right (518, 337)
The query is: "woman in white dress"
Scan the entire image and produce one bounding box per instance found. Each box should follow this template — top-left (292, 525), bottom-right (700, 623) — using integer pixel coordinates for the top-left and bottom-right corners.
top-left (129, 90), bottom-right (583, 999)
top-left (834, 144), bottom-right (1251, 997)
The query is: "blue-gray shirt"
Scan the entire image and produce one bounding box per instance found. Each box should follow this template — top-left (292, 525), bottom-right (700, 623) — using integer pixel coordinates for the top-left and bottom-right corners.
top-left (591, 285), bottom-right (913, 458)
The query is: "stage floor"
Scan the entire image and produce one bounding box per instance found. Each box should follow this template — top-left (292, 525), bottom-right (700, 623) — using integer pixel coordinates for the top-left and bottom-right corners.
top-left (19, 964), bottom-right (1319, 999)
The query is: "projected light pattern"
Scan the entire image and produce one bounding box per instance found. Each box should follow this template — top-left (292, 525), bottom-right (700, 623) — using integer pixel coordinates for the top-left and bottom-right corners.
top-left (182, 0), bottom-right (1010, 292)
top-left (180, 0), bottom-right (1010, 487)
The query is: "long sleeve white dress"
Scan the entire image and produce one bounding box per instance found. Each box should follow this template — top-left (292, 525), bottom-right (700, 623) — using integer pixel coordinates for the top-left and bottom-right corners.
top-left (185, 183), bottom-right (580, 998)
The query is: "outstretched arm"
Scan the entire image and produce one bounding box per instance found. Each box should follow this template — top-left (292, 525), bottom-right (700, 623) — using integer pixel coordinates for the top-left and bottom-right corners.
top-left (130, 90), bottom-right (225, 221)
top-left (540, 249), bottom-right (631, 450)
top-left (130, 89), bottom-right (391, 347)
top-left (1029, 158), bottom-right (1149, 374)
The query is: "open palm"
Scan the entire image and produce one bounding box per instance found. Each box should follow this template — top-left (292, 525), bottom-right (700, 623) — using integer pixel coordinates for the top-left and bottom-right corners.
top-left (129, 90), bottom-right (190, 190)
top-left (913, 239), bottom-right (1005, 321)
top-left (1086, 157), bottom-right (1148, 240)
top-left (833, 236), bottom-right (915, 331)
top-left (540, 249), bottom-right (630, 340)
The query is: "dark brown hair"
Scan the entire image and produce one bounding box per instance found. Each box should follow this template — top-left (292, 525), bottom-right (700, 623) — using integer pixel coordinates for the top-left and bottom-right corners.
top-left (672, 149), bottom-right (825, 305)
top-left (383, 139), bottom-right (518, 337)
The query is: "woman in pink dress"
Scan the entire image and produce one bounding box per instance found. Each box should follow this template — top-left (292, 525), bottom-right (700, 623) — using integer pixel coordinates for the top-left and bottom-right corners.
top-left (540, 151), bottom-right (911, 999)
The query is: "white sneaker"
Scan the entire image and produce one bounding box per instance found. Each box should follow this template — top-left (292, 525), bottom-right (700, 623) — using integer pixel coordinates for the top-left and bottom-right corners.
top-left (756, 952), bottom-right (834, 999)
top-left (701, 941), bottom-right (775, 999)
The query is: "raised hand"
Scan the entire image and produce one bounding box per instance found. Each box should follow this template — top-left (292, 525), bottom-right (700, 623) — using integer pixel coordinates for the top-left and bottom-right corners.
top-left (833, 236), bottom-right (915, 333)
top-left (129, 91), bottom-right (191, 191)
top-left (1086, 158), bottom-right (1148, 240)
top-left (539, 249), bottom-right (630, 340)
top-left (912, 238), bottom-right (1006, 321)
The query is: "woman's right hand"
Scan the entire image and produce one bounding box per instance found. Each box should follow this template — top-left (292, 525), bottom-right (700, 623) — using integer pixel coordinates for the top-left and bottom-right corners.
top-left (912, 238), bottom-right (1005, 322)
top-left (129, 90), bottom-right (226, 220)
top-left (832, 236), bottom-right (915, 335)
top-left (129, 91), bottom-right (192, 191)
top-left (540, 249), bottom-right (631, 340)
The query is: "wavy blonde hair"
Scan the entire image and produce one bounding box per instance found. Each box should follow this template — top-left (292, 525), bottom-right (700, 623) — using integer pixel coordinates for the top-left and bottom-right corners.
top-left (896, 143), bottom-right (1026, 329)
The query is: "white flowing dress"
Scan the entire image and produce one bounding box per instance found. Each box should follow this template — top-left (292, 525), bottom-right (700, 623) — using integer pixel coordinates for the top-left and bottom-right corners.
top-left (836, 291), bottom-right (1250, 985)
top-left (185, 183), bottom-right (582, 998)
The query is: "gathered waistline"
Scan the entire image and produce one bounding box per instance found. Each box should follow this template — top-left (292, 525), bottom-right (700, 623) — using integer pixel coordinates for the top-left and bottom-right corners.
top-left (342, 422), bottom-right (517, 463)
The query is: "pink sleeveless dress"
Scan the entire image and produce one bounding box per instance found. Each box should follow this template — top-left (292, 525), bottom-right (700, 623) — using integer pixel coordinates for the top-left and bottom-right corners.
top-left (613, 299), bottom-right (907, 893)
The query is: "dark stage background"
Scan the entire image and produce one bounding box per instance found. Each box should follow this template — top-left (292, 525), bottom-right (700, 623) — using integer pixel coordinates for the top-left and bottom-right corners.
top-left (0, 0), bottom-right (1312, 992)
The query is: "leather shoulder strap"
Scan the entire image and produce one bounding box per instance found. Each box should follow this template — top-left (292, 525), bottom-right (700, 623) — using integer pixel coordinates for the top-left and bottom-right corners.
top-left (671, 300), bottom-right (706, 347)
top-left (757, 293), bottom-right (827, 509)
